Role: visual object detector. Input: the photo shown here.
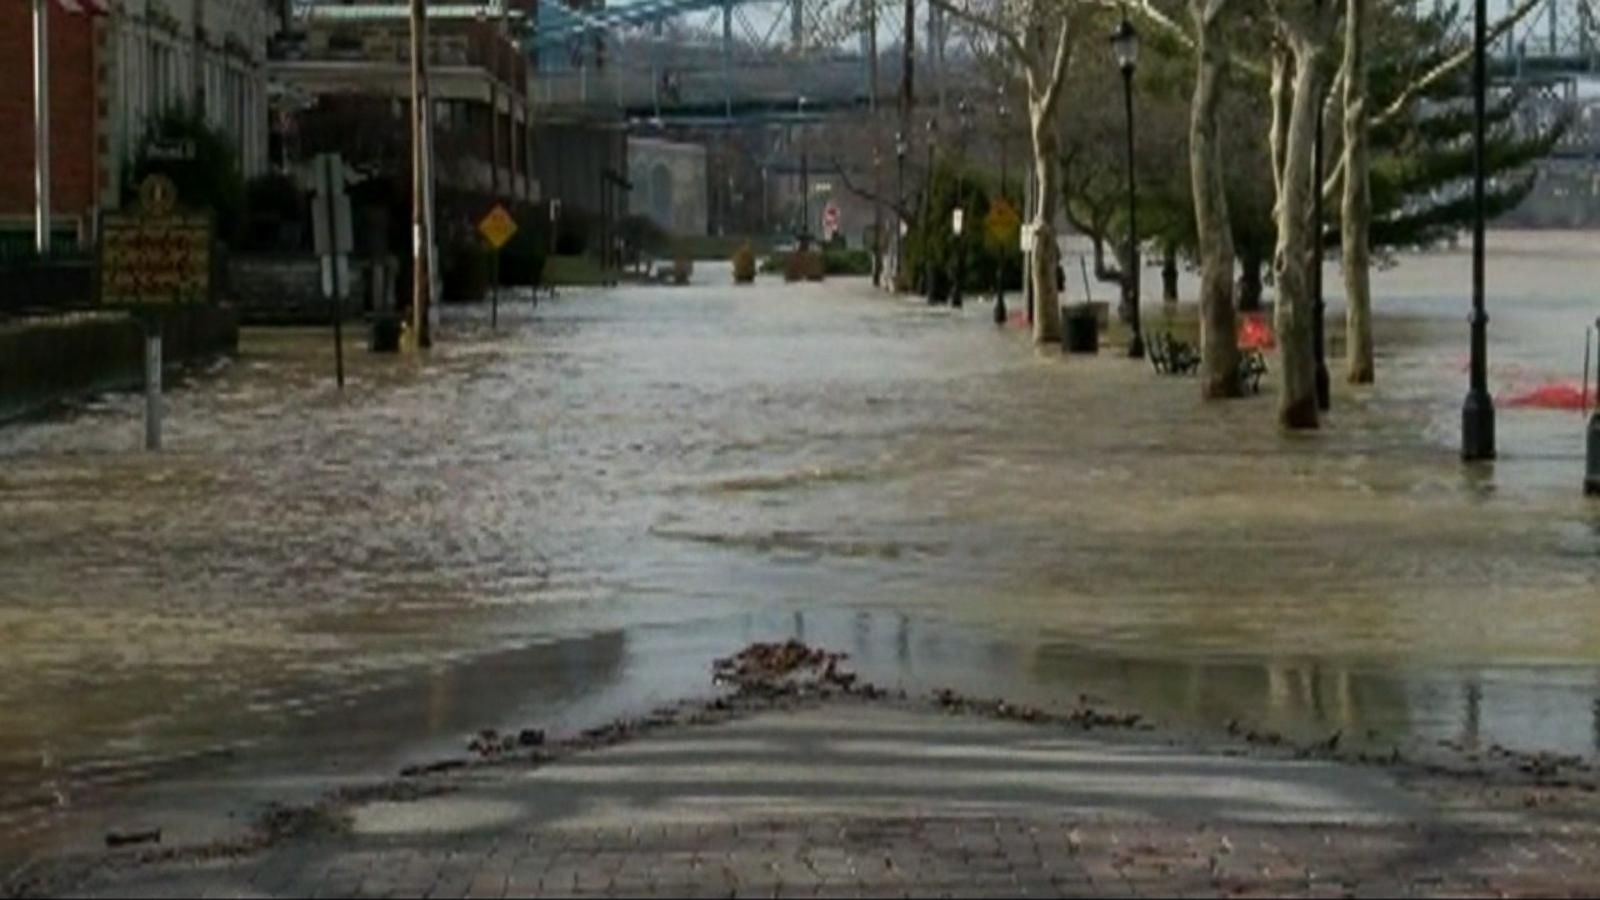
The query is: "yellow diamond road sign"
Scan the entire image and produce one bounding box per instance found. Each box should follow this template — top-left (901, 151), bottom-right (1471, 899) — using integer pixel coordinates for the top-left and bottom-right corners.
top-left (479, 204), bottom-right (518, 250)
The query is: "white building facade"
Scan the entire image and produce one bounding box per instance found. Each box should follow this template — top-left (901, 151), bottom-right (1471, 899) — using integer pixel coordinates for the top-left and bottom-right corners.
top-left (101, 0), bottom-right (277, 206)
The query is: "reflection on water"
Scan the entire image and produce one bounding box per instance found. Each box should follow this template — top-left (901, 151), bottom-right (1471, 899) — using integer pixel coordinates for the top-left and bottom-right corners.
top-left (1, 238), bottom-right (1598, 862)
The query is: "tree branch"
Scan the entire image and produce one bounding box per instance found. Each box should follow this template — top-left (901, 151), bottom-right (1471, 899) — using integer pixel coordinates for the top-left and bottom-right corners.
top-left (1371, 0), bottom-right (1542, 129)
top-left (1038, 11), bottom-right (1078, 115)
top-left (828, 156), bottom-right (915, 223)
top-left (928, 0), bottom-right (1029, 61)
top-left (1321, 0), bottom-right (1543, 203)
top-left (1122, 0), bottom-right (1270, 79)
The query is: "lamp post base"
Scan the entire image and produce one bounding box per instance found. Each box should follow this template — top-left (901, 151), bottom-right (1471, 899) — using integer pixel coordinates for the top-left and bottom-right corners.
top-left (1315, 363), bottom-right (1331, 412)
top-left (993, 294), bottom-right (1007, 325)
top-left (1127, 331), bottom-right (1144, 360)
top-left (1462, 389), bottom-right (1497, 462)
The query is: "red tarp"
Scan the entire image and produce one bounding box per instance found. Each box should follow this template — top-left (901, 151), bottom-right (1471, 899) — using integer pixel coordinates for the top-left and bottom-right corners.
top-left (1506, 382), bottom-right (1591, 410)
top-left (1239, 314), bottom-right (1274, 349)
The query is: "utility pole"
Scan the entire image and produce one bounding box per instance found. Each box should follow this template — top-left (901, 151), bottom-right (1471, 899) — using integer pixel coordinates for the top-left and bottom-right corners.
top-left (32, 0), bottom-right (51, 255)
top-left (898, 0), bottom-right (914, 289)
top-left (410, 0), bottom-right (432, 348)
top-left (868, 0), bottom-right (881, 286)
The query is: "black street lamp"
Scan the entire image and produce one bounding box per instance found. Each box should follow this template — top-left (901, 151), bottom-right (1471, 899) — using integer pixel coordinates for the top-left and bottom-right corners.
top-left (924, 116), bottom-right (939, 304)
top-left (1313, 105), bottom-right (1330, 410)
top-left (895, 131), bottom-right (907, 290)
top-left (953, 97), bottom-right (971, 309)
top-left (1312, 0), bottom-right (1330, 412)
top-left (1462, 0), bottom-right (1496, 461)
top-left (1112, 13), bottom-right (1144, 360)
top-left (1588, 316), bottom-right (1600, 495)
top-left (994, 88), bottom-right (1009, 325)
top-left (872, 144), bottom-right (883, 286)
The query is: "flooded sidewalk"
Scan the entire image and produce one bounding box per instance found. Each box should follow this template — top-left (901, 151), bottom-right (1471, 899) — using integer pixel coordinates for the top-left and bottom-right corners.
top-left (1, 234), bottom-right (1598, 870)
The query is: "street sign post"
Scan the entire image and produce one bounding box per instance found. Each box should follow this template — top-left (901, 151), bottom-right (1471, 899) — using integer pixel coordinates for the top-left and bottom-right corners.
top-left (313, 154), bottom-right (354, 387)
top-left (479, 204), bottom-right (518, 331)
top-left (99, 174), bottom-right (213, 450)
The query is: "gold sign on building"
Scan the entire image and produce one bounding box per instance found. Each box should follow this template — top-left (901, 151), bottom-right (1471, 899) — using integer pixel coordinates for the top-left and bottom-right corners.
top-left (101, 175), bottom-right (213, 306)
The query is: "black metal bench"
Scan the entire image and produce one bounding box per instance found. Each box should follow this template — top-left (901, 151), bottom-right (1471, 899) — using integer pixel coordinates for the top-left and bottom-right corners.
top-left (1239, 348), bottom-right (1268, 395)
top-left (1150, 334), bottom-right (1267, 394)
top-left (1149, 333), bottom-right (1200, 376)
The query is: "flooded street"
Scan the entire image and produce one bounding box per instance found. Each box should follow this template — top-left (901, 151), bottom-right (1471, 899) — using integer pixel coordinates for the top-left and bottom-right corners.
top-left (2, 231), bottom-right (1599, 865)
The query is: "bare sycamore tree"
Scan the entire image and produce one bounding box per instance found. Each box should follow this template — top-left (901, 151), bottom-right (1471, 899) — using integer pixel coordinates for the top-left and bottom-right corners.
top-left (1188, 0), bottom-right (1242, 398)
top-left (1136, 0), bottom-right (1541, 410)
top-left (1329, 0), bottom-right (1542, 385)
top-left (1268, 0), bottom-right (1339, 429)
top-left (1340, 0), bottom-right (1374, 384)
top-left (931, 0), bottom-right (1093, 344)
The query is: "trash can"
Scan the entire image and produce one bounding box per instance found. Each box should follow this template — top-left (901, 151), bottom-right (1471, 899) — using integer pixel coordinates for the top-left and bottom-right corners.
top-left (369, 313), bottom-right (401, 353)
top-left (1062, 304), bottom-right (1099, 354)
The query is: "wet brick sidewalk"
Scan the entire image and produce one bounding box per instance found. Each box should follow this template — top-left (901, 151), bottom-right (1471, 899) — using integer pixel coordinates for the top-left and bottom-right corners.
top-left (61, 815), bottom-right (1600, 898)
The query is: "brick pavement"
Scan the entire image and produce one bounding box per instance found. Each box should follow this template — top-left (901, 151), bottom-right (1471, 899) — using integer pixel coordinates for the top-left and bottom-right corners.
top-left (16, 703), bottom-right (1600, 898)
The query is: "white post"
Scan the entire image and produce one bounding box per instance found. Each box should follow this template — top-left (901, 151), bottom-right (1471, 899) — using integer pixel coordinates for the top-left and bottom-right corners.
top-left (33, 0), bottom-right (51, 255)
top-left (144, 329), bottom-right (162, 451)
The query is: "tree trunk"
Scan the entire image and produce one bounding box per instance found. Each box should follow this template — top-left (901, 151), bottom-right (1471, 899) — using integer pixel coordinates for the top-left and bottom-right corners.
top-left (1238, 249), bottom-right (1264, 311)
top-left (1274, 32), bottom-right (1326, 429)
top-left (1162, 243), bottom-right (1179, 303)
top-left (1191, 0), bottom-right (1241, 399)
top-left (1031, 112), bottom-right (1063, 344)
top-left (1341, 0), bottom-right (1375, 384)
top-left (1270, 45), bottom-right (1293, 220)
top-left (1093, 234), bottom-right (1113, 281)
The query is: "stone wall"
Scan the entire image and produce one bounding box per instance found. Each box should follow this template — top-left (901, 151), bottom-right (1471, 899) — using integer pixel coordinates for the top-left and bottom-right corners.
top-left (228, 255), bottom-right (371, 325)
top-left (0, 305), bottom-right (238, 423)
top-left (627, 137), bottom-right (708, 237)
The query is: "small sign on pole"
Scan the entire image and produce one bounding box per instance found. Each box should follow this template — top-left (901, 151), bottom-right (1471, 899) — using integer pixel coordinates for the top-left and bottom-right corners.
top-left (479, 204), bottom-right (518, 332)
top-left (99, 174), bottom-right (213, 450)
top-left (951, 208), bottom-right (965, 237)
top-left (821, 202), bottom-right (839, 242)
top-left (313, 153), bottom-right (352, 388)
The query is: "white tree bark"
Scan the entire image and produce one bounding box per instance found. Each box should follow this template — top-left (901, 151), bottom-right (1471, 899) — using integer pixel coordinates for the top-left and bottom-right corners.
top-left (1341, 0), bottom-right (1374, 384)
top-left (1270, 43), bottom-right (1293, 224)
top-left (1026, 13), bottom-right (1075, 344)
top-left (1190, 0), bottom-right (1240, 398)
top-left (935, 0), bottom-right (1078, 344)
top-left (1272, 4), bottom-right (1334, 429)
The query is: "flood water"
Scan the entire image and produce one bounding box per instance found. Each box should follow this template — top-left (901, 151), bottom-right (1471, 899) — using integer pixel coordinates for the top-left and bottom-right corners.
top-left (2, 231), bottom-right (1598, 865)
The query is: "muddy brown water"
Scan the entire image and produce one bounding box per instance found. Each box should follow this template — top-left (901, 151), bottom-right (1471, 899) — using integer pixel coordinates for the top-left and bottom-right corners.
top-left (1, 232), bottom-right (1598, 865)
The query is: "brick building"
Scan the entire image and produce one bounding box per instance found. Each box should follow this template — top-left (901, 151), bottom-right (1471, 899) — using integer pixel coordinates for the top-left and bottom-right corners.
top-left (0, 0), bottom-right (278, 250)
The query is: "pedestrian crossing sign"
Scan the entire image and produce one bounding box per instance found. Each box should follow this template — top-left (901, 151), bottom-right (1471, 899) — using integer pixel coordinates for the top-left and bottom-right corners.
top-left (479, 205), bottom-right (518, 250)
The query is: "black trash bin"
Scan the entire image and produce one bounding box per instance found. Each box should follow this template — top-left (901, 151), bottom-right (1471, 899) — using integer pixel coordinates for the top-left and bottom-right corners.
top-left (369, 313), bottom-right (402, 353)
top-left (1062, 305), bottom-right (1099, 354)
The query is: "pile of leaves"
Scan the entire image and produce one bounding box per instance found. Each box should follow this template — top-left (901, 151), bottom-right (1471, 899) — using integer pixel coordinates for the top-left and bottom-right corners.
top-left (712, 640), bottom-right (880, 700)
top-left (933, 687), bottom-right (1147, 733)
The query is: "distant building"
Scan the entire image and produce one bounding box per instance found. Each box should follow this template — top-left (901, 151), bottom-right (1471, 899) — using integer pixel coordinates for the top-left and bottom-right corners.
top-left (274, 3), bottom-right (538, 202)
top-left (0, 0), bottom-right (278, 249)
top-left (628, 136), bottom-right (706, 236)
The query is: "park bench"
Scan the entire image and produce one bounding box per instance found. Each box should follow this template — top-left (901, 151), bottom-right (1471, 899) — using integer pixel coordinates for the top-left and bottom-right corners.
top-left (1149, 333), bottom-right (1200, 376)
top-left (1239, 348), bottom-right (1268, 395)
top-left (1149, 335), bottom-right (1268, 394)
